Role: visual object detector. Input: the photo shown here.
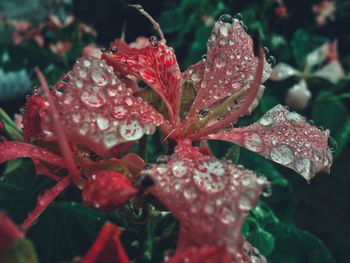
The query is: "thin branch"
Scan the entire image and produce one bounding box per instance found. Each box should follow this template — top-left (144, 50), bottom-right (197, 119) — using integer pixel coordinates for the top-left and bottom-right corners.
top-left (35, 68), bottom-right (80, 181)
top-left (128, 4), bottom-right (165, 42)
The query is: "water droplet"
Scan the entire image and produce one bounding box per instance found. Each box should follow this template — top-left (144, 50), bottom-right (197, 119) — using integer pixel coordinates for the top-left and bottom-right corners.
top-left (183, 186), bottom-right (198, 201)
top-left (239, 194), bottom-right (253, 211)
top-left (149, 35), bottom-right (158, 47)
top-left (221, 207), bottom-right (237, 224)
top-left (156, 155), bottom-right (169, 164)
top-left (233, 13), bottom-right (243, 21)
top-left (112, 106), bottom-right (127, 119)
top-left (270, 144), bottom-right (294, 165)
top-left (80, 86), bottom-right (106, 108)
top-left (193, 160), bottom-right (227, 193)
top-left (244, 133), bottom-right (264, 152)
top-left (171, 161), bottom-right (188, 178)
top-left (125, 97), bottom-right (134, 106)
top-left (259, 116), bottom-right (274, 126)
top-left (285, 112), bottom-right (302, 123)
top-left (83, 59), bottom-right (92, 67)
top-left (204, 203), bottom-right (215, 215)
top-left (295, 157), bottom-right (311, 179)
top-left (267, 55), bottom-right (276, 66)
top-left (219, 14), bottom-right (233, 24)
top-left (91, 68), bottom-right (108, 86)
top-left (328, 136), bottom-right (337, 153)
top-left (79, 69), bottom-right (87, 78)
top-left (143, 123), bottom-right (156, 135)
top-left (96, 116), bottom-right (110, 130)
top-left (75, 80), bottom-right (83, 88)
top-left (103, 132), bottom-right (119, 148)
top-left (198, 108), bottom-right (209, 118)
top-left (119, 119), bottom-right (144, 141)
top-left (79, 122), bottom-right (89, 135)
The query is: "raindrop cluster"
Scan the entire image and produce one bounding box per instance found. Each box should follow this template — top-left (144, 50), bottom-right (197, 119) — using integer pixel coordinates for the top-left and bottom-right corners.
top-left (41, 57), bottom-right (164, 155)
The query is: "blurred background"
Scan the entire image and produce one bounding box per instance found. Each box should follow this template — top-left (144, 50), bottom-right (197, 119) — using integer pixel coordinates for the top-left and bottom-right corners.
top-left (1, 0), bottom-right (350, 262)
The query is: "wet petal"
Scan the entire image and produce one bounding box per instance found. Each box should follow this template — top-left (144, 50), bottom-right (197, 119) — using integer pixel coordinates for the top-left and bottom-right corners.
top-left (42, 57), bottom-right (164, 155)
top-left (313, 60), bottom-right (345, 84)
top-left (166, 245), bottom-right (231, 263)
top-left (285, 80), bottom-right (312, 110)
top-left (270, 63), bottom-right (299, 81)
top-left (0, 141), bottom-right (65, 168)
top-left (82, 170), bottom-right (137, 211)
top-left (81, 222), bottom-right (130, 263)
top-left (143, 140), bottom-right (268, 261)
top-left (206, 105), bottom-right (333, 181)
top-left (187, 16), bottom-right (271, 117)
top-left (102, 42), bottom-right (182, 120)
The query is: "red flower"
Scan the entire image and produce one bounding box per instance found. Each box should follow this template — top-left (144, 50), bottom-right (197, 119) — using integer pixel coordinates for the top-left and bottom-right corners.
top-left (0, 9), bottom-right (334, 262)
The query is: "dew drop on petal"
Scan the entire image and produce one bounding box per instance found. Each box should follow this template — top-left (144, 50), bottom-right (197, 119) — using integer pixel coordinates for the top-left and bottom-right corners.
top-left (119, 119), bottom-right (144, 141)
top-left (171, 161), bottom-right (188, 178)
top-left (111, 106), bottom-right (127, 119)
top-left (295, 157), bottom-right (311, 179)
top-left (79, 122), bottom-right (89, 136)
top-left (91, 68), bottom-right (108, 86)
top-left (193, 160), bottom-right (227, 193)
top-left (80, 86), bottom-right (106, 108)
top-left (221, 207), bottom-right (237, 224)
top-left (96, 116), bottom-right (110, 130)
top-left (270, 144), bottom-right (294, 165)
top-left (244, 133), bottom-right (264, 152)
top-left (183, 186), bottom-right (198, 201)
top-left (259, 116), bottom-right (274, 126)
top-left (103, 132), bottom-right (119, 148)
top-left (239, 194), bottom-right (253, 212)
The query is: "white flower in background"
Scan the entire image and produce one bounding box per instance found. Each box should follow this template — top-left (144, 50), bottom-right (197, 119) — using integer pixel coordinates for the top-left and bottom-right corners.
top-left (270, 40), bottom-right (345, 109)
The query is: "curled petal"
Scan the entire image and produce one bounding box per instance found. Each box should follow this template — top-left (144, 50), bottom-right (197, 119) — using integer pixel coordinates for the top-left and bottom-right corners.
top-left (270, 63), bottom-right (299, 81)
top-left (206, 105), bottom-right (333, 181)
top-left (81, 222), bottom-right (130, 263)
top-left (143, 140), bottom-right (268, 261)
top-left (313, 60), bottom-right (345, 84)
top-left (285, 80), bottom-right (312, 110)
top-left (187, 17), bottom-right (271, 118)
top-left (102, 42), bottom-right (182, 122)
top-left (167, 245), bottom-right (231, 263)
top-left (0, 140), bottom-right (65, 168)
top-left (42, 57), bottom-right (164, 155)
top-left (82, 170), bottom-right (137, 211)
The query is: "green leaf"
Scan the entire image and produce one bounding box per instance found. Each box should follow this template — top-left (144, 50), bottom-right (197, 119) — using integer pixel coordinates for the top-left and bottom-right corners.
top-left (268, 224), bottom-right (336, 263)
top-left (335, 117), bottom-right (350, 158)
top-left (312, 91), bottom-right (349, 133)
top-left (158, 9), bottom-right (185, 34)
top-left (247, 227), bottom-right (275, 257)
top-left (0, 239), bottom-right (38, 263)
top-left (0, 107), bottom-right (23, 141)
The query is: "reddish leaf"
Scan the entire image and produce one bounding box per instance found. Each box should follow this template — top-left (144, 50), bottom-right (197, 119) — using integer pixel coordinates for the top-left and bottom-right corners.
top-left (166, 245), bottom-right (231, 263)
top-left (41, 57), bottom-right (164, 156)
top-left (81, 222), bottom-right (130, 263)
top-left (0, 213), bottom-right (24, 252)
top-left (143, 139), bottom-right (268, 261)
top-left (82, 170), bottom-right (137, 211)
top-left (206, 105), bottom-right (333, 181)
top-left (186, 17), bottom-right (271, 119)
top-left (0, 140), bottom-right (66, 168)
top-left (102, 41), bottom-right (182, 122)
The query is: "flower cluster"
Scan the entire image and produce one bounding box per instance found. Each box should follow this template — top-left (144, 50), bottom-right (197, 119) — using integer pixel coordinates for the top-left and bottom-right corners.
top-left (0, 9), bottom-right (333, 263)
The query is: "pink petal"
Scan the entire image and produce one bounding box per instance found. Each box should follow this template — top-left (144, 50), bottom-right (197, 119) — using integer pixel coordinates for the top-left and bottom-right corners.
top-left (187, 17), bottom-right (271, 118)
top-left (270, 63), bottom-right (299, 81)
top-left (102, 41), bottom-right (182, 122)
top-left (285, 80), bottom-right (312, 110)
top-left (0, 212), bottom-right (24, 252)
top-left (206, 105), bottom-right (333, 181)
top-left (41, 57), bottom-right (164, 155)
top-left (166, 245), bottom-right (231, 263)
top-left (0, 140), bottom-right (66, 168)
top-left (305, 43), bottom-right (328, 69)
top-left (313, 60), bottom-right (345, 84)
top-left (143, 140), bottom-right (268, 261)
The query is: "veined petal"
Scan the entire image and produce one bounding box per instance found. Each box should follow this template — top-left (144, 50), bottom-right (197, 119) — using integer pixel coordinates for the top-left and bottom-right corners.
top-left (270, 63), bottom-right (299, 81)
top-left (0, 140), bottom-right (65, 168)
top-left (142, 140), bottom-right (268, 261)
top-left (187, 17), bottom-right (271, 118)
top-left (102, 42), bottom-right (182, 121)
top-left (313, 60), bottom-right (345, 84)
top-left (206, 105), bottom-right (333, 181)
top-left (41, 57), bottom-right (164, 156)
top-left (81, 222), bottom-right (130, 263)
